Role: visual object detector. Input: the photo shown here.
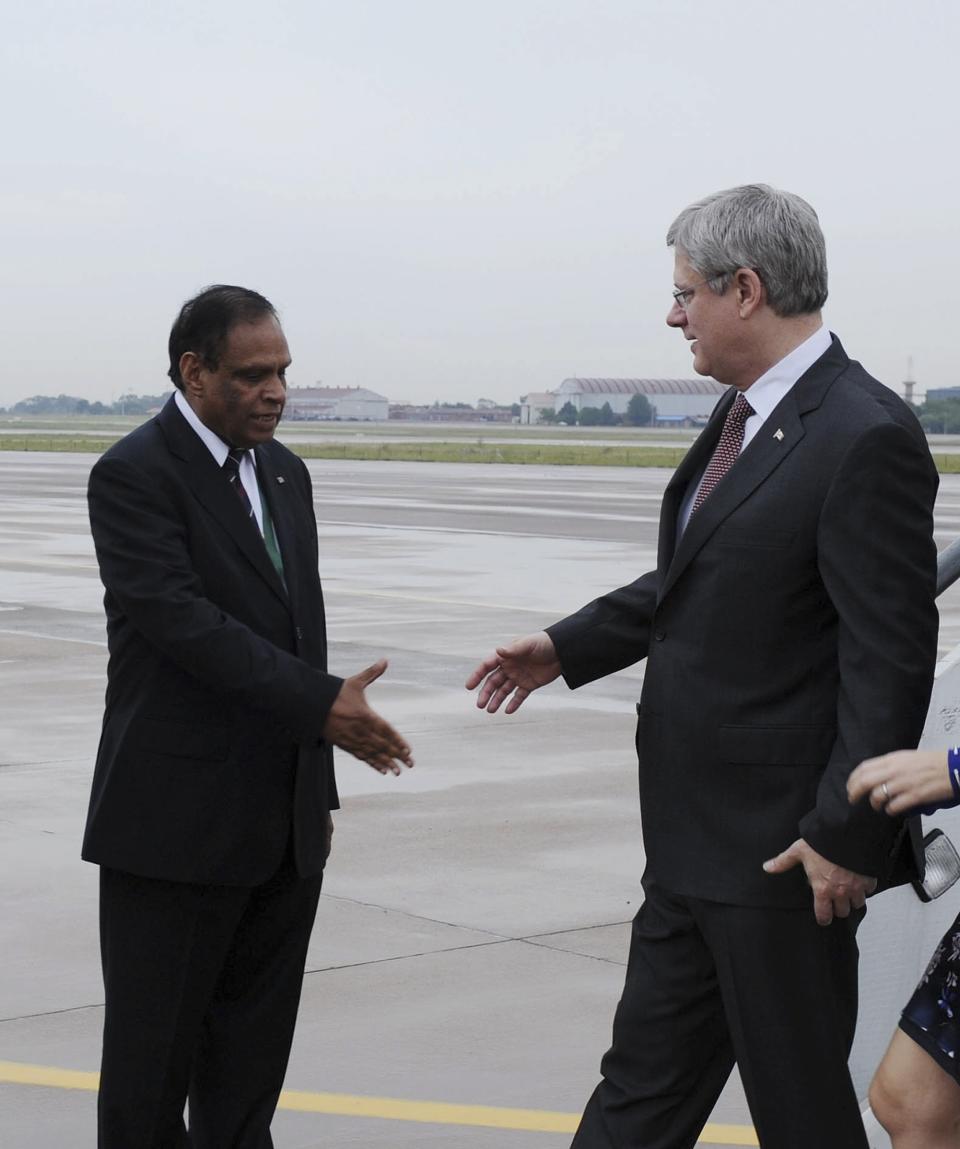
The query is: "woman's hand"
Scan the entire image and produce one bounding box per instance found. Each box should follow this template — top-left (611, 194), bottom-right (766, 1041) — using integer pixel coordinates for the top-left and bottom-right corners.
top-left (847, 749), bottom-right (951, 815)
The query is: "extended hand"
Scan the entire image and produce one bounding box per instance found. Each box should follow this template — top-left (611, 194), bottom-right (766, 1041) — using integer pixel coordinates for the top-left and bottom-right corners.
top-left (763, 838), bottom-right (876, 926)
top-left (465, 632), bottom-right (562, 714)
top-left (847, 749), bottom-right (951, 815)
top-left (323, 660), bottom-right (413, 776)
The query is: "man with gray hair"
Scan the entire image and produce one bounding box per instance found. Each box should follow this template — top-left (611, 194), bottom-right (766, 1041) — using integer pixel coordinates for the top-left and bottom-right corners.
top-left (468, 184), bottom-right (938, 1147)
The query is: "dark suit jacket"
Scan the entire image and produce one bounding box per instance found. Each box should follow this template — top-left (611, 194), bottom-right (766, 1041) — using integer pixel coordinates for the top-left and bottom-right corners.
top-left (547, 337), bottom-right (939, 907)
top-left (83, 396), bottom-right (342, 886)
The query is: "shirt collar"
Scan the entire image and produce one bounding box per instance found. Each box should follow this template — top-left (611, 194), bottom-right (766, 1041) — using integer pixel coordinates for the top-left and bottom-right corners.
top-left (742, 325), bottom-right (832, 423)
top-left (173, 389), bottom-right (257, 468)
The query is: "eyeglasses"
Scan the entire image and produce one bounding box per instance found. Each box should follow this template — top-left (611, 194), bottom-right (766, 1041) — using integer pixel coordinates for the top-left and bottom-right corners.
top-left (671, 273), bottom-right (727, 311)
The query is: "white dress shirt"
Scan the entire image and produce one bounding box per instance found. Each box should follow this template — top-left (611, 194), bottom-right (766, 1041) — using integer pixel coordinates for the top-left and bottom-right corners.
top-left (678, 325), bottom-right (832, 535)
top-left (174, 389), bottom-right (265, 534)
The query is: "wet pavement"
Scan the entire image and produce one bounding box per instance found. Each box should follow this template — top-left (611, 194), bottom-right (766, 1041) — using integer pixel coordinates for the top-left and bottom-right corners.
top-left (4, 454), bottom-right (960, 1147)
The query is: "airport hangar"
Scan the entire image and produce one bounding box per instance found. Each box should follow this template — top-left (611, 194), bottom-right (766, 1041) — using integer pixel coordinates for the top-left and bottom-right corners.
top-left (521, 377), bottom-right (727, 425)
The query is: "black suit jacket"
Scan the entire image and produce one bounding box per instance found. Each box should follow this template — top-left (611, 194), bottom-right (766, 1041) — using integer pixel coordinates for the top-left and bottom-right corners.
top-left (548, 338), bottom-right (939, 907)
top-left (83, 397), bottom-right (342, 886)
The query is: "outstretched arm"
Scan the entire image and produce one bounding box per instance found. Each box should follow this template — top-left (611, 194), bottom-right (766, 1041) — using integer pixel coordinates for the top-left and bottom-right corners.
top-left (466, 570), bottom-right (660, 715)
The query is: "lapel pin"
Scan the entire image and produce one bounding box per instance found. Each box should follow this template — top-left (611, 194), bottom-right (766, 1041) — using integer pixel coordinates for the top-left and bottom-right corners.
top-left (773, 428), bottom-right (784, 441)
top-left (276, 476), bottom-right (285, 484)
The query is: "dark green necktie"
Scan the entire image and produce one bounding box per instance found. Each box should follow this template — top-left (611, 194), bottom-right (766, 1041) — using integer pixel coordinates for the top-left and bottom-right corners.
top-left (223, 449), bottom-right (286, 589)
top-left (259, 490), bottom-right (286, 589)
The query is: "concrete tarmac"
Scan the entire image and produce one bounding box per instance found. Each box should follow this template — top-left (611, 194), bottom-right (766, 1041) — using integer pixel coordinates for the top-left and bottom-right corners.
top-left (3, 453), bottom-right (960, 1148)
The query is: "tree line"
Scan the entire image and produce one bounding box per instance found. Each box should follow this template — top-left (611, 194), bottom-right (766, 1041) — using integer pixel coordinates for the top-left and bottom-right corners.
top-left (916, 397), bottom-right (960, 434)
top-left (9, 390), bottom-right (956, 432)
top-left (3, 393), bottom-right (170, 416)
top-left (540, 393), bottom-right (960, 433)
top-left (538, 394), bottom-right (655, 427)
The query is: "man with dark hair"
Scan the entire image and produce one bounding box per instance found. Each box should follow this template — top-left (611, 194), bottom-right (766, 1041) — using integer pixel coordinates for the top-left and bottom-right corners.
top-left (84, 284), bottom-right (412, 1147)
top-left (468, 185), bottom-right (939, 1147)
top-left (166, 285), bottom-right (278, 389)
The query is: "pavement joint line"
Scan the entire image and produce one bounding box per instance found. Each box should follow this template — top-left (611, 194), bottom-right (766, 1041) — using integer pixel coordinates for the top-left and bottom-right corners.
top-left (322, 893), bottom-right (515, 940)
top-left (324, 903), bottom-right (627, 952)
top-left (315, 517), bottom-right (637, 544)
top-left (323, 894), bottom-right (635, 948)
top-left (305, 934), bottom-right (630, 976)
top-left (306, 901), bottom-right (636, 971)
top-left (0, 758), bottom-right (93, 770)
top-left (324, 584), bottom-right (558, 613)
top-left (0, 928), bottom-right (626, 1025)
top-left (0, 628), bottom-right (107, 648)
top-left (0, 1060), bottom-right (759, 1143)
top-left (521, 937), bottom-right (624, 965)
top-left (521, 919), bottom-right (633, 940)
top-left (0, 1001), bottom-right (105, 1025)
top-left (305, 937), bottom-right (514, 975)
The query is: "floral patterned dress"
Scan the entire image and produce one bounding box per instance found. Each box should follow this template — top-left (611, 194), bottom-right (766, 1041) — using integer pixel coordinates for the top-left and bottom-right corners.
top-left (901, 917), bottom-right (960, 1079)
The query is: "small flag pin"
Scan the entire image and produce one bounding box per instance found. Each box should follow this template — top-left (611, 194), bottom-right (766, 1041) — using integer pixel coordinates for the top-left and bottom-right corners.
top-left (773, 428), bottom-right (784, 441)
top-left (276, 476), bottom-right (286, 483)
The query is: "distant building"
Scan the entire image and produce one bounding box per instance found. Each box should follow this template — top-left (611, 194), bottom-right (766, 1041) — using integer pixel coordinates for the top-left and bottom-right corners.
top-left (285, 385), bottom-right (388, 422)
top-left (553, 378), bottom-right (726, 425)
top-left (926, 387), bottom-right (960, 401)
top-left (519, 391), bottom-right (558, 424)
top-left (389, 403), bottom-right (513, 423)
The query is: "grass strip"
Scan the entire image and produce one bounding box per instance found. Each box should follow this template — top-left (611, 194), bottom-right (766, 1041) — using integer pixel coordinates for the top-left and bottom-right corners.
top-left (0, 436), bottom-right (120, 453)
top-left (0, 435), bottom-right (688, 467)
top-left (930, 455), bottom-right (960, 474)
top-left (293, 442), bottom-right (690, 466)
top-left (5, 435), bottom-right (960, 473)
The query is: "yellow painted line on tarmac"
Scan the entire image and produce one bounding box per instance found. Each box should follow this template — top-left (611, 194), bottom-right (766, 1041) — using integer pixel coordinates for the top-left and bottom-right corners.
top-left (279, 1087), bottom-right (576, 1132)
top-left (0, 1061), bottom-right (99, 1091)
top-left (0, 1060), bottom-right (759, 1144)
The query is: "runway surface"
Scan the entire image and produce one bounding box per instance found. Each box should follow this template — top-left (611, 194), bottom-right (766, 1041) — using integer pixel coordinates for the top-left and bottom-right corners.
top-left (3, 454), bottom-right (960, 1147)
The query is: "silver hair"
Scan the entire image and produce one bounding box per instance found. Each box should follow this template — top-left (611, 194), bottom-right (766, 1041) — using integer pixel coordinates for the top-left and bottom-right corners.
top-left (666, 184), bottom-right (828, 317)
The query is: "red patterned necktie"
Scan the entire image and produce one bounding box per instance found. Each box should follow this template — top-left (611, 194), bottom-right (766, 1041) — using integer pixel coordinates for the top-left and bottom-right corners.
top-left (222, 448), bottom-right (255, 521)
top-left (690, 392), bottom-right (753, 516)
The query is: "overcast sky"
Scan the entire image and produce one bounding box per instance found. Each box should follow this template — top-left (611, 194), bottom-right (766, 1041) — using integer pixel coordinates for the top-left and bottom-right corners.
top-left (2, 0), bottom-right (956, 409)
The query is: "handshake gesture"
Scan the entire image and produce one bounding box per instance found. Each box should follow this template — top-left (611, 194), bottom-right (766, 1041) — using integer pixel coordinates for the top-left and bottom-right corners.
top-left (323, 659), bottom-right (413, 775)
top-left (327, 631), bottom-right (563, 776)
top-left (465, 631), bottom-right (562, 713)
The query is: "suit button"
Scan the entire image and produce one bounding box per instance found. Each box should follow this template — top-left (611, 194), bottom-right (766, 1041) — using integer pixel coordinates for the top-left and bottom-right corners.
top-left (296, 626), bottom-right (303, 641)
top-left (654, 629), bottom-right (666, 642)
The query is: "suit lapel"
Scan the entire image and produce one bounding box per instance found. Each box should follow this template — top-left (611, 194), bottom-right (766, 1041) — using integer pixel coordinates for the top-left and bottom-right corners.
top-left (158, 398), bottom-right (289, 606)
top-left (658, 336), bottom-right (848, 602)
top-left (655, 391), bottom-right (730, 584)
